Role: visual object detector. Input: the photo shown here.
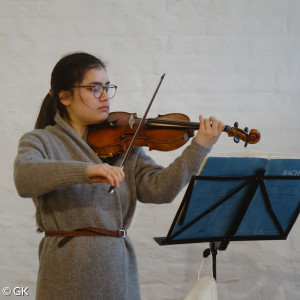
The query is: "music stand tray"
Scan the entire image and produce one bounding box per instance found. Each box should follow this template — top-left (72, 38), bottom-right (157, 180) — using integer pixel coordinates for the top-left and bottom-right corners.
top-left (154, 156), bottom-right (300, 279)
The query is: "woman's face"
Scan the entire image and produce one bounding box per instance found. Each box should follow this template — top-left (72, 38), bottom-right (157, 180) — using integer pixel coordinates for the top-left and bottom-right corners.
top-left (61, 67), bottom-right (111, 130)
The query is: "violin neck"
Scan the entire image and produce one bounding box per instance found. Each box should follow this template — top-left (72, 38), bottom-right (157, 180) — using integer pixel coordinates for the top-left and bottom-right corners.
top-left (146, 118), bottom-right (200, 130)
top-left (146, 118), bottom-right (231, 133)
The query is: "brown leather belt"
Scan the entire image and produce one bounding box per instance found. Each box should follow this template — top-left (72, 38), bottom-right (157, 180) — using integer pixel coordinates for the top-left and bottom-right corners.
top-left (45, 227), bottom-right (127, 248)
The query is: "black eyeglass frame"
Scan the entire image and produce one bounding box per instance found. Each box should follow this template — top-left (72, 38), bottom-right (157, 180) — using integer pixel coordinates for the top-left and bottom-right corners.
top-left (72, 84), bottom-right (117, 99)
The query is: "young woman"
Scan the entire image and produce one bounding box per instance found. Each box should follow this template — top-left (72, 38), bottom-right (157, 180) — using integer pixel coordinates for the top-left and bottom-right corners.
top-left (14, 52), bottom-right (224, 300)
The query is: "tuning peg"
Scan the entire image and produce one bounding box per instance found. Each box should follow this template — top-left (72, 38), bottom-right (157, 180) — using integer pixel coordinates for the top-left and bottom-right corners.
top-left (244, 127), bottom-right (249, 133)
top-left (234, 122), bottom-right (239, 128)
top-left (234, 136), bottom-right (240, 143)
top-left (244, 140), bottom-right (249, 147)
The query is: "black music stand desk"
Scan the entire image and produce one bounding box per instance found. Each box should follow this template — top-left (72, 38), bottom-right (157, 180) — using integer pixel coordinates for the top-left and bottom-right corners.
top-left (154, 156), bottom-right (300, 280)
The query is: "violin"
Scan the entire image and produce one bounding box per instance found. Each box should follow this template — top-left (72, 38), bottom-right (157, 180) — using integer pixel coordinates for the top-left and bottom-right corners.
top-left (87, 111), bottom-right (261, 157)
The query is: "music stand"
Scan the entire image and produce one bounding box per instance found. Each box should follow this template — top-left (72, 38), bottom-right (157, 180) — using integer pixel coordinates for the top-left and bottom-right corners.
top-left (154, 156), bottom-right (300, 280)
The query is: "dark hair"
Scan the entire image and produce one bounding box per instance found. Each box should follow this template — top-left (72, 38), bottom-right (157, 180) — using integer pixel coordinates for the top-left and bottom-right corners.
top-left (34, 52), bottom-right (106, 129)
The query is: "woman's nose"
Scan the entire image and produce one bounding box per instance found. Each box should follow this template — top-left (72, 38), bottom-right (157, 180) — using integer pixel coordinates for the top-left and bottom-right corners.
top-left (99, 90), bottom-right (109, 102)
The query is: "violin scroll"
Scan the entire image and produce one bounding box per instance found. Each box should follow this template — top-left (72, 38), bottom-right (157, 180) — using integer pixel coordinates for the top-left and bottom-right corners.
top-left (224, 122), bottom-right (261, 147)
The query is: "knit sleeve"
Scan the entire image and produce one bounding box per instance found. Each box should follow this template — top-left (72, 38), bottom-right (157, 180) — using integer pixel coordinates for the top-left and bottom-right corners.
top-left (14, 132), bottom-right (92, 197)
top-left (134, 139), bottom-right (211, 204)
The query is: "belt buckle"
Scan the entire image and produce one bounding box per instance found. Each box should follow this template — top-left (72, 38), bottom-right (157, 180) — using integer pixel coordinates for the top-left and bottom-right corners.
top-left (119, 230), bottom-right (126, 237)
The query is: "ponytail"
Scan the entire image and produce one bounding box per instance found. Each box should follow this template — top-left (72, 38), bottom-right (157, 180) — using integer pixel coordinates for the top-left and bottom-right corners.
top-left (34, 92), bottom-right (57, 129)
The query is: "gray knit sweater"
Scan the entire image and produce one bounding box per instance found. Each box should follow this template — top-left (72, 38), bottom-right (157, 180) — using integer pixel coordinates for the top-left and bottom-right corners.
top-left (14, 112), bottom-right (211, 300)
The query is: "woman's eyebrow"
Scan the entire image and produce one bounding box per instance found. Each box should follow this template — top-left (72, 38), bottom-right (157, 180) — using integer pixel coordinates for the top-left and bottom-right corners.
top-left (88, 81), bottom-right (111, 85)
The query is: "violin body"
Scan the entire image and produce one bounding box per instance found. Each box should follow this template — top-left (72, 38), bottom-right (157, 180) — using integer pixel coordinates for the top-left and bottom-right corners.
top-left (87, 112), bottom-right (195, 157)
top-left (87, 111), bottom-right (261, 157)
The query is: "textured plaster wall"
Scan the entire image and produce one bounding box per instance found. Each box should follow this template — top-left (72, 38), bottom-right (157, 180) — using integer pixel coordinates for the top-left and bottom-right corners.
top-left (0, 0), bottom-right (299, 299)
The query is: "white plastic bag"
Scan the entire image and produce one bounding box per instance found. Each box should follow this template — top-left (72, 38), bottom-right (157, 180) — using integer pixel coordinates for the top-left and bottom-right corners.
top-left (183, 275), bottom-right (218, 300)
top-left (183, 252), bottom-right (218, 300)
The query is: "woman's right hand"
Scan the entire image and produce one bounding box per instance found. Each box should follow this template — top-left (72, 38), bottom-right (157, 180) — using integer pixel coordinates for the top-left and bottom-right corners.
top-left (87, 163), bottom-right (125, 188)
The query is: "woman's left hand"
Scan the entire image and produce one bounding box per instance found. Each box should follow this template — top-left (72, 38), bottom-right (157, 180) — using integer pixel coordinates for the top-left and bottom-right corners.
top-left (194, 115), bottom-right (225, 147)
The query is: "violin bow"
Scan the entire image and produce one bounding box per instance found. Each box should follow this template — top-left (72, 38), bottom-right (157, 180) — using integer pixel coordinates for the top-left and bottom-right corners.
top-left (109, 73), bottom-right (166, 194)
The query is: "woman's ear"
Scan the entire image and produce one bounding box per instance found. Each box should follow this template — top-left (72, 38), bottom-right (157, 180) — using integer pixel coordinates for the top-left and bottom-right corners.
top-left (59, 90), bottom-right (72, 106)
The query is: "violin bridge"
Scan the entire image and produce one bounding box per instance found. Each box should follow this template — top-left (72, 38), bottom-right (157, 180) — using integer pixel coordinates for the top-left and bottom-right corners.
top-left (129, 114), bottom-right (135, 129)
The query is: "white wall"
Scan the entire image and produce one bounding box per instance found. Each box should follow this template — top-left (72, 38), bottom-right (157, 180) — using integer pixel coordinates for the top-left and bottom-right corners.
top-left (0, 0), bottom-right (299, 299)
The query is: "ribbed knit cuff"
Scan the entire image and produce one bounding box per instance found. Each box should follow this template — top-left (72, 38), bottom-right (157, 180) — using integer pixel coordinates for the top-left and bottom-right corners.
top-left (181, 138), bottom-right (211, 173)
top-left (54, 161), bottom-right (93, 186)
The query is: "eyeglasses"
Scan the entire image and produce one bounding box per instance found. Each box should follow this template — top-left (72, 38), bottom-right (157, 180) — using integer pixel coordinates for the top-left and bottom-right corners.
top-left (72, 84), bottom-right (117, 99)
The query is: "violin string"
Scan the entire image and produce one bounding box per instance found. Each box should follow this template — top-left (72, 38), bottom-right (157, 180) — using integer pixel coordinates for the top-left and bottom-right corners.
top-left (145, 118), bottom-right (199, 130)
